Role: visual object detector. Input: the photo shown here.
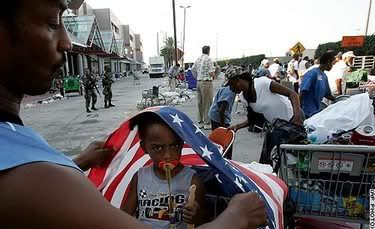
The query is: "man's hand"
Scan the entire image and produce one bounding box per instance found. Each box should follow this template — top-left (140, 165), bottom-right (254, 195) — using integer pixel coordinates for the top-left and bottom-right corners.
top-left (73, 141), bottom-right (114, 171)
top-left (183, 201), bottom-right (201, 225)
top-left (227, 125), bottom-right (240, 132)
top-left (292, 115), bottom-right (303, 126)
top-left (226, 193), bottom-right (267, 229)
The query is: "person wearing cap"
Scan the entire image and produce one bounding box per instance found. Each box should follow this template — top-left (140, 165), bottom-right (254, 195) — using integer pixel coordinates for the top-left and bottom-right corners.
top-left (226, 66), bottom-right (302, 165)
top-left (208, 82), bottom-right (236, 159)
top-left (328, 51), bottom-right (355, 95)
top-left (269, 58), bottom-right (282, 81)
top-left (300, 52), bottom-right (336, 118)
top-left (0, 1), bottom-right (268, 228)
top-left (191, 46), bottom-right (216, 130)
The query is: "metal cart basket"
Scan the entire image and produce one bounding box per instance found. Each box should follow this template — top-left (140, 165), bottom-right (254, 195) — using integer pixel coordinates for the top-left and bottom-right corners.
top-left (278, 144), bottom-right (375, 226)
top-left (136, 85), bottom-right (167, 110)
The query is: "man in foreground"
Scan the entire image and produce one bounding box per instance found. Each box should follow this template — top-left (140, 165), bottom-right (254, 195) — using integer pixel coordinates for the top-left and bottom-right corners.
top-left (0, 1), bottom-right (266, 228)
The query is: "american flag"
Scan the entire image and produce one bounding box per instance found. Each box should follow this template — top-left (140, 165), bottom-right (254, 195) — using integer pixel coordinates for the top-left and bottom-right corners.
top-left (87, 106), bottom-right (287, 229)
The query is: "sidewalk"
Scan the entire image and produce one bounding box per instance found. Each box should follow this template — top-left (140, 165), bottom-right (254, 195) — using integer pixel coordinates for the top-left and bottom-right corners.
top-left (21, 92), bottom-right (60, 108)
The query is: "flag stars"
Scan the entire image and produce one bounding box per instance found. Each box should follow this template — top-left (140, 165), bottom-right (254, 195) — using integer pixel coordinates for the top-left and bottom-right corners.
top-left (234, 177), bottom-right (245, 192)
top-left (170, 113), bottom-right (184, 127)
top-left (215, 174), bottom-right (222, 183)
top-left (230, 165), bottom-right (239, 172)
top-left (236, 174), bottom-right (248, 184)
top-left (193, 124), bottom-right (205, 135)
top-left (200, 145), bottom-right (214, 160)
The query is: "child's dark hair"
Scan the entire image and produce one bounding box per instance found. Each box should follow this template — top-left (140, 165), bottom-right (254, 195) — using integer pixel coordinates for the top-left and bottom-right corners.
top-left (129, 112), bottom-right (182, 142)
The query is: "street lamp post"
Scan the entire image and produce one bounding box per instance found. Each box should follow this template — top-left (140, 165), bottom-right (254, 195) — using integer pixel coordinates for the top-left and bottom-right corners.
top-left (172, 0), bottom-right (178, 66)
top-left (180, 5), bottom-right (191, 68)
top-left (365, 0), bottom-right (373, 36)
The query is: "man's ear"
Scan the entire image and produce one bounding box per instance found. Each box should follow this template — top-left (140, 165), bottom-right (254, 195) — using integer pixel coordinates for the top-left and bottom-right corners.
top-left (140, 140), bottom-right (148, 154)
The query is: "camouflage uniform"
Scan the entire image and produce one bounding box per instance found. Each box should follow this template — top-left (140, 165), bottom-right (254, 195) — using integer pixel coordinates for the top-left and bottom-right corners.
top-left (82, 72), bottom-right (97, 112)
top-left (102, 70), bottom-right (115, 108)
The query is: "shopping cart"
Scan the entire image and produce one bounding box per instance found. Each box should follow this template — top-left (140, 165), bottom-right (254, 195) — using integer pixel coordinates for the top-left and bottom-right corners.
top-left (277, 144), bottom-right (374, 228)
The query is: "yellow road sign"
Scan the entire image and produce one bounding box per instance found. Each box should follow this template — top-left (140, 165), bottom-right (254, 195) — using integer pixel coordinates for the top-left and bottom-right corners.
top-left (291, 42), bottom-right (305, 54)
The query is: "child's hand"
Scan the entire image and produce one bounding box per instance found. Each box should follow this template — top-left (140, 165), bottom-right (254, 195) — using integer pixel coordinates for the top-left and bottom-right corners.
top-left (182, 200), bottom-right (200, 225)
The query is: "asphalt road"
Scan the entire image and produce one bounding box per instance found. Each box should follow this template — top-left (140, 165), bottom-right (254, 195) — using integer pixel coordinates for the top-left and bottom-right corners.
top-left (20, 74), bottom-right (264, 162)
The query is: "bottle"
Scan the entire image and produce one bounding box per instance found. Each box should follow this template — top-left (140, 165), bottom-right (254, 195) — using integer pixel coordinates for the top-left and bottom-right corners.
top-left (310, 127), bottom-right (331, 144)
top-left (308, 133), bottom-right (317, 144)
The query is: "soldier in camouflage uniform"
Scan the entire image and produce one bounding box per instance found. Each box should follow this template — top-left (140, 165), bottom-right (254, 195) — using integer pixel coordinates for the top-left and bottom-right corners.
top-left (102, 67), bottom-right (115, 108)
top-left (82, 68), bottom-right (98, 113)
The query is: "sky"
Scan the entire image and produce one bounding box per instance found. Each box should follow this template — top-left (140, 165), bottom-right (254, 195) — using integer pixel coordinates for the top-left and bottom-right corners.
top-left (85, 0), bottom-right (375, 64)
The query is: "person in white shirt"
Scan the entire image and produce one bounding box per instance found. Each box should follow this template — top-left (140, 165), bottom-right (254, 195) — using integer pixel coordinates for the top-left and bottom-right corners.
top-left (328, 51), bottom-right (355, 95)
top-left (287, 53), bottom-right (300, 93)
top-left (224, 66), bottom-right (303, 165)
top-left (269, 58), bottom-right (282, 81)
top-left (298, 56), bottom-right (310, 79)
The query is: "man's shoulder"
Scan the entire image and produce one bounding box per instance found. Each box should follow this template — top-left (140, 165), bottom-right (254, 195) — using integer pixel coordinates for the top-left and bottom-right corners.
top-left (255, 75), bottom-right (271, 83)
top-left (305, 67), bottom-right (319, 76)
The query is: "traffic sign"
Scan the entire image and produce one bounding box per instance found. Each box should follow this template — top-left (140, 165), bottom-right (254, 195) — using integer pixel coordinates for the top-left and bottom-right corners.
top-left (341, 36), bottom-right (365, 48)
top-left (291, 42), bottom-right (305, 54)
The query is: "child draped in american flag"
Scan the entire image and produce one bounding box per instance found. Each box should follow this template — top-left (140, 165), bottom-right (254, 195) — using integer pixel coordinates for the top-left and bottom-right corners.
top-left (121, 112), bottom-right (207, 228)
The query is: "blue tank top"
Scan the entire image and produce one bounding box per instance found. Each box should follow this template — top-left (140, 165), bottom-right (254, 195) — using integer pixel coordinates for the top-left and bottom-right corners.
top-left (0, 122), bottom-right (80, 172)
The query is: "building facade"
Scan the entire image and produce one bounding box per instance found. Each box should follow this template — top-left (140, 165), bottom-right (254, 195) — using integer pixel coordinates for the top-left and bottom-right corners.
top-left (63, 2), bottom-right (144, 79)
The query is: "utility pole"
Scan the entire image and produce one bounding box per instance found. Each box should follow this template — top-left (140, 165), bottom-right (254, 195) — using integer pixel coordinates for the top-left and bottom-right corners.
top-left (172, 0), bottom-right (178, 65)
top-left (365, 0), bottom-right (373, 36)
top-left (180, 5), bottom-right (191, 68)
top-left (216, 33), bottom-right (218, 61)
top-left (157, 32), bottom-right (160, 56)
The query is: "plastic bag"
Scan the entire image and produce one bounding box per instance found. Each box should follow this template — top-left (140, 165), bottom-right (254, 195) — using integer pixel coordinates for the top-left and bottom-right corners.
top-left (346, 69), bottom-right (368, 88)
top-left (304, 93), bottom-right (375, 134)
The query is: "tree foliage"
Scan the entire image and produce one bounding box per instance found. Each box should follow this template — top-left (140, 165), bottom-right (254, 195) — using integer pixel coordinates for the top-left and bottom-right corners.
top-left (217, 54), bottom-right (266, 70)
top-left (160, 37), bottom-right (175, 69)
top-left (315, 35), bottom-right (375, 59)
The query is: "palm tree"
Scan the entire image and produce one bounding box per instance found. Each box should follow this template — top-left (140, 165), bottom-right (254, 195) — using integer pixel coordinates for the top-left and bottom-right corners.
top-left (160, 37), bottom-right (175, 69)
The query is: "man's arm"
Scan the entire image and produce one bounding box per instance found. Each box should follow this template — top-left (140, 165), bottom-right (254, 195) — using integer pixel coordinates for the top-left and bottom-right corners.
top-left (228, 119), bottom-right (249, 132)
top-left (335, 78), bottom-right (342, 95)
top-left (0, 163), bottom-right (149, 229)
top-left (198, 193), bottom-right (266, 229)
top-left (191, 63), bottom-right (198, 79)
top-left (0, 163), bottom-right (266, 229)
top-left (218, 101), bottom-right (228, 126)
top-left (270, 81), bottom-right (302, 125)
top-left (325, 77), bottom-right (335, 101)
top-left (325, 94), bottom-right (335, 101)
top-left (299, 92), bottom-right (304, 108)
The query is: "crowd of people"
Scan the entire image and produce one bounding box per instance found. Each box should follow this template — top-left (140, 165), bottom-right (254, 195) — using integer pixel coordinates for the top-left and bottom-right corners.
top-left (0, 1), bottom-right (268, 228)
top-left (2, 0), bottom-right (373, 228)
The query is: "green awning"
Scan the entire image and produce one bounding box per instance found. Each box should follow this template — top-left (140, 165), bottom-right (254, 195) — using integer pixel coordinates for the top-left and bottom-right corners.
top-left (63, 15), bottom-right (105, 51)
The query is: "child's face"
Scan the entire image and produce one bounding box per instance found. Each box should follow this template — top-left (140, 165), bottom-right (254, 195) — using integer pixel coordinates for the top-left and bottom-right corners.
top-left (141, 123), bottom-right (183, 166)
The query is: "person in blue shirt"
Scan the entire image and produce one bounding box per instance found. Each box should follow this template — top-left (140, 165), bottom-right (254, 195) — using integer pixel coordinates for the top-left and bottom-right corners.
top-left (300, 52), bottom-right (336, 118)
top-left (208, 85), bottom-right (236, 159)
